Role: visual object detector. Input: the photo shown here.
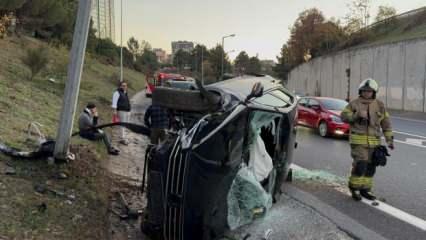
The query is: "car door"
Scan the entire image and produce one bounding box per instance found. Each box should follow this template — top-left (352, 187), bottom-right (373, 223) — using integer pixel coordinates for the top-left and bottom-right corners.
top-left (297, 98), bottom-right (309, 126)
top-left (306, 99), bottom-right (321, 127)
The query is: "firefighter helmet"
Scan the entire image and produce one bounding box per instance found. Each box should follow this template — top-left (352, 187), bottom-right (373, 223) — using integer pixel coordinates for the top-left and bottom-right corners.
top-left (359, 78), bottom-right (379, 92)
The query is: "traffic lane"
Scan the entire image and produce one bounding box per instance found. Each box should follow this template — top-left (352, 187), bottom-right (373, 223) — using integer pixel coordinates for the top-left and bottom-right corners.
top-left (373, 142), bottom-right (426, 219)
top-left (294, 127), bottom-right (351, 177)
top-left (391, 117), bottom-right (426, 136)
top-left (294, 126), bottom-right (426, 219)
top-left (290, 182), bottom-right (426, 240)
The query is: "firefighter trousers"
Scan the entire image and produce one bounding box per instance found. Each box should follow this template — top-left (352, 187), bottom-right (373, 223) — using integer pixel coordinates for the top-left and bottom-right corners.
top-left (349, 144), bottom-right (377, 191)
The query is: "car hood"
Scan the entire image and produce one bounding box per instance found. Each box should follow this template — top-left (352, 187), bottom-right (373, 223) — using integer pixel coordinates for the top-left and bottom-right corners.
top-left (328, 110), bottom-right (342, 116)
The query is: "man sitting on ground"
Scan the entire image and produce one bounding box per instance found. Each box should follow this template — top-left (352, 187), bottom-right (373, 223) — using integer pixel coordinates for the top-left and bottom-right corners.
top-left (79, 102), bottom-right (120, 155)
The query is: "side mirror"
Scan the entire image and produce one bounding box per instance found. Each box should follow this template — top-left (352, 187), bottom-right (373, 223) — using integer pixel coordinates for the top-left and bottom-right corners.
top-left (245, 82), bottom-right (264, 102)
top-left (310, 105), bottom-right (321, 111)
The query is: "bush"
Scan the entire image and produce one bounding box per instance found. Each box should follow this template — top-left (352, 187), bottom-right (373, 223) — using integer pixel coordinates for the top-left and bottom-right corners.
top-left (21, 46), bottom-right (49, 81)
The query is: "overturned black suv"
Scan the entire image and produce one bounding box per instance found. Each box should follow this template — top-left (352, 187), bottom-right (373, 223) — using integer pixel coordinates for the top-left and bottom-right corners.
top-left (142, 75), bottom-right (298, 240)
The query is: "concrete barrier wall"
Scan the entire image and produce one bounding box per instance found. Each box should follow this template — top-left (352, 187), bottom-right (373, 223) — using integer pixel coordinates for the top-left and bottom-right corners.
top-left (287, 38), bottom-right (426, 112)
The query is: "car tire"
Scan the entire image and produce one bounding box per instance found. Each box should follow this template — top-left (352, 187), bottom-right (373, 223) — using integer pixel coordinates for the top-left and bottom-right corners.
top-left (318, 121), bottom-right (328, 137)
top-left (152, 87), bottom-right (219, 112)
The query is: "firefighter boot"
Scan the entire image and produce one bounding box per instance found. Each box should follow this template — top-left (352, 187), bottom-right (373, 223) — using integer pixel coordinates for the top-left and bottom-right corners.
top-left (350, 188), bottom-right (362, 201)
top-left (360, 189), bottom-right (376, 200)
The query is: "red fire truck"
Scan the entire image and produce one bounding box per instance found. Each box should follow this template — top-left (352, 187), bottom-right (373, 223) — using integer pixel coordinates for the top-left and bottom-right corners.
top-left (145, 72), bottom-right (186, 97)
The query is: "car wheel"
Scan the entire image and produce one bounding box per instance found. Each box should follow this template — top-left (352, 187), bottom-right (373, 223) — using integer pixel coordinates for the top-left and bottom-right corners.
top-left (152, 87), bottom-right (220, 112)
top-left (318, 121), bottom-right (328, 137)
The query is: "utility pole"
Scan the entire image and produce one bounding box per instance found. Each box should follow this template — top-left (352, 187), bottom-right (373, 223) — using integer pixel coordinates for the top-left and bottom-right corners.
top-left (120, 0), bottom-right (123, 82)
top-left (221, 34), bottom-right (235, 80)
top-left (54, 0), bottom-right (92, 160)
top-left (201, 46), bottom-right (204, 85)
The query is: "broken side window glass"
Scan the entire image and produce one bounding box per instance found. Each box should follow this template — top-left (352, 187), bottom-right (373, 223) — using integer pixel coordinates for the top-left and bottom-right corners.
top-left (227, 164), bottom-right (273, 230)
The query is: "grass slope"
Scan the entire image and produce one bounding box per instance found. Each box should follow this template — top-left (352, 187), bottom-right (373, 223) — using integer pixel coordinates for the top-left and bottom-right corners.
top-left (0, 36), bottom-right (145, 239)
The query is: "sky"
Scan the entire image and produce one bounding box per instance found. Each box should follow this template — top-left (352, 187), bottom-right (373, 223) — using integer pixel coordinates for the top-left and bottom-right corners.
top-left (114, 0), bottom-right (425, 61)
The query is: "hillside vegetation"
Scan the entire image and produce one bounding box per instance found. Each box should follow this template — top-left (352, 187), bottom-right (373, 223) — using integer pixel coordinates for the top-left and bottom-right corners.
top-left (0, 36), bottom-right (145, 239)
top-left (343, 7), bottom-right (426, 48)
top-left (0, 36), bottom-right (145, 149)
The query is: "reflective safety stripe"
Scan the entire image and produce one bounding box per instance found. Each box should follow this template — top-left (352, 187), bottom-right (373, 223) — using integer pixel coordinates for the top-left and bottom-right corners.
top-left (364, 177), bottom-right (373, 189)
top-left (350, 134), bottom-right (381, 145)
top-left (379, 112), bottom-right (390, 122)
top-left (384, 131), bottom-right (393, 138)
top-left (384, 112), bottom-right (390, 118)
top-left (349, 176), bottom-right (373, 189)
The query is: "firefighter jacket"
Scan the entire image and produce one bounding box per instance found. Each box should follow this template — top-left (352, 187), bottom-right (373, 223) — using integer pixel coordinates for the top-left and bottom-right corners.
top-left (341, 97), bottom-right (393, 147)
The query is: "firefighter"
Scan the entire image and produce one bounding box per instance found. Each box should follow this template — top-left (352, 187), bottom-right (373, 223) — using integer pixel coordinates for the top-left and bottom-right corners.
top-left (341, 78), bottom-right (394, 201)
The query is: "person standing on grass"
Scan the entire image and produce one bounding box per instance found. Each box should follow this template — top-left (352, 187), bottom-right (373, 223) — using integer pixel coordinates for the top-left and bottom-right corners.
top-left (112, 81), bottom-right (131, 145)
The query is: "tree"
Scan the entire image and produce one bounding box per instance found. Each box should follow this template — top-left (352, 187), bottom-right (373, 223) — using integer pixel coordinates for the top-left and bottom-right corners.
top-left (0, 0), bottom-right (26, 12)
top-left (21, 46), bottom-right (49, 81)
top-left (375, 5), bottom-right (397, 22)
top-left (274, 44), bottom-right (292, 82)
top-left (15, 0), bottom-right (79, 45)
top-left (234, 51), bottom-right (250, 74)
top-left (207, 45), bottom-right (231, 80)
top-left (344, 0), bottom-right (372, 33)
top-left (86, 19), bottom-right (98, 53)
top-left (135, 49), bottom-right (159, 76)
top-left (127, 36), bottom-right (140, 60)
top-left (201, 60), bottom-right (216, 84)
top-left (247, 56), bottom-right (261, 74)
top-left (140, 40), bottom-right (152, 52)
top-left (282, 8), bottom-right (346, 68)
top-left (315, 20), bottom-right (347, 55)
top-left (95, 38), bottom-right (119, 65)
top-left (173, 49), bottom-right (192, 71)
top-left (191, 44), bottom-right (209, 74)
top-left (287, 8), bottom-right (326, 65)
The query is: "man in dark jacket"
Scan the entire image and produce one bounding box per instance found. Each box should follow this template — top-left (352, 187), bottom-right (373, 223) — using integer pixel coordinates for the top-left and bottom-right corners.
top-left (144, 104), bottom-right (170, 144)
top-left (79, 102), bottom-right (119, 155)
top-left (112, 81), bottom-right (131, 145)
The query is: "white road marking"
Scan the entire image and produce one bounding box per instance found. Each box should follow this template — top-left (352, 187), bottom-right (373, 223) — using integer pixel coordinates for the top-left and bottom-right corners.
top-left (391, 116), bottom-right (426, 124)
top-left (290, 163), bottom-right (426, 231)
top-left (393, 130), bottom-right (426, 139)
top-left (405, 138), bottom-right (426, 145)
top-left (394, 139), bottom-right (426, 149)
top-left (360, 198), bottom-right (426, 231)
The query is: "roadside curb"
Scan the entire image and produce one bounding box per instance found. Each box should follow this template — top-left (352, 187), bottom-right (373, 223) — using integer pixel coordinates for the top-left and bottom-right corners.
top-left (283, 184), bottom-right (388, 240)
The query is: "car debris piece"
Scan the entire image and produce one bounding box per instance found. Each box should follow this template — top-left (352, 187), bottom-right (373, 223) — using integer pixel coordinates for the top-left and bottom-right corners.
top-left (4, 166), bottom-right (16, 175)
top-left (262, 229), bottom-right (273, 240)
top-left (56, 172), bottom-right (68, 180)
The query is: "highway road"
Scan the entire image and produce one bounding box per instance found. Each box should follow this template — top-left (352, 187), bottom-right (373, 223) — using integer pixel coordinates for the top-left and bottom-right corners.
top-left (293, 113), bottom-right (426, 239)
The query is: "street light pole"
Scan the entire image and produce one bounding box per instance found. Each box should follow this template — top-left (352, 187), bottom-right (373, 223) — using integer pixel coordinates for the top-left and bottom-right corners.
top-left (201, 46), bottom-right (204, 85)
top-left (221, 34), bottom-right (235, 80)
top-left (54, 0), bottom-right (92, 160)
top-left (120, 0), bottom-right (123, 82)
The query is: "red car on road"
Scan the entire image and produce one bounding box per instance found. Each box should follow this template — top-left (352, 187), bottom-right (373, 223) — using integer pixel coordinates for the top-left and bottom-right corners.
top-left (297, 97), bottom-right (350, 137)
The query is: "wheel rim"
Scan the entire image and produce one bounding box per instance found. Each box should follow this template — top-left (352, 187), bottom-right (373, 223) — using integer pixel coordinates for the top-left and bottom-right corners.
top-left (319, 122), bottom-right (327, 136)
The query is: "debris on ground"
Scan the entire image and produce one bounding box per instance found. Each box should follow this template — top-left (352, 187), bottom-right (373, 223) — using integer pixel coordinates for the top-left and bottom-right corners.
top-left (105, 103), bottom-right (150, 240)
top-left (4, 166), bottom-right (16, 175)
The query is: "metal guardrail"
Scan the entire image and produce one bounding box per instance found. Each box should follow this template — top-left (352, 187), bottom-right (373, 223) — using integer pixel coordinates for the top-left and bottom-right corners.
top-left (359, 6), bottom-right (426, 32)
